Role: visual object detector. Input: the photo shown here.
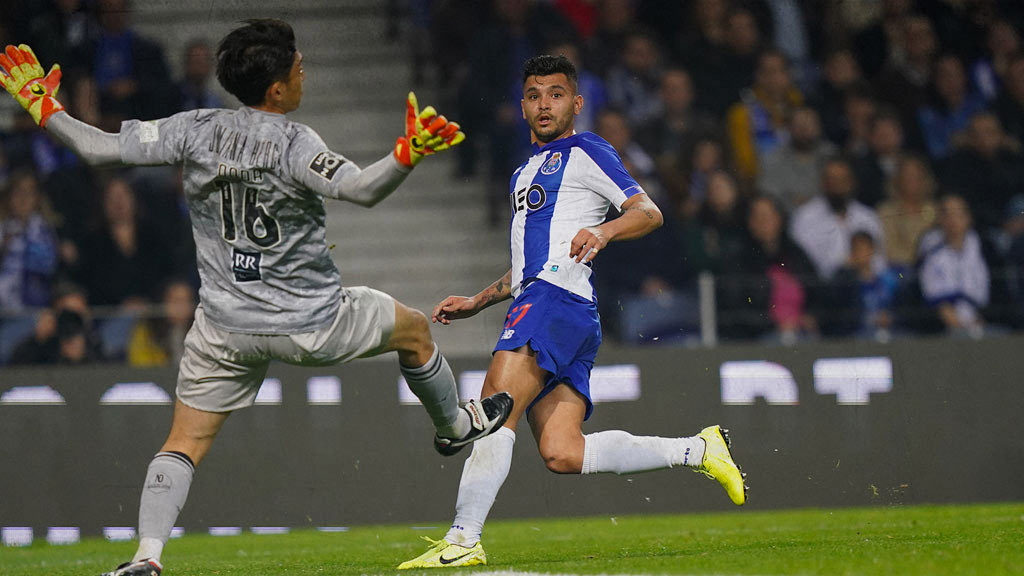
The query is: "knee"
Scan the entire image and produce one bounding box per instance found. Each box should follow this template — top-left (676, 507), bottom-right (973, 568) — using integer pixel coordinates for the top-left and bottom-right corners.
top-left (539, 441), bottom-right (583, 474)
top-left (397, 307), bottom-right (433, 357)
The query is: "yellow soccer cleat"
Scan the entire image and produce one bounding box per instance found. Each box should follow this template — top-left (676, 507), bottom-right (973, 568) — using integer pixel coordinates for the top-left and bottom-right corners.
top-left (397, 536), bottom-right (486, 569)
top-left (696, 425), bottom-right (748, 506)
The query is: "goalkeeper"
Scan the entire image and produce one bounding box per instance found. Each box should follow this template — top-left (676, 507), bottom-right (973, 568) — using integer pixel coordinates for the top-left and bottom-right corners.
top-left (0, 19), bottom-right (513, 576)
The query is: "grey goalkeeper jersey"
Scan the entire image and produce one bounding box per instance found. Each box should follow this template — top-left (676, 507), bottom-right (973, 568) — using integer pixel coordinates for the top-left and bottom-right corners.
top-left (119, 107), bottom-right (380, 334)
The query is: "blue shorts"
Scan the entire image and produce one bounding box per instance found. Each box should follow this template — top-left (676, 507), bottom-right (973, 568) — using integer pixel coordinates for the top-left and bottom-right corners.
top-left (493, 279), bottom-right (602, 420)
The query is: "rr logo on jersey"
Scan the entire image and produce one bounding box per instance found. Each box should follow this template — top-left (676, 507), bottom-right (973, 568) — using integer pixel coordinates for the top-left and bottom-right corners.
top-left (511, 184), bottom-right (547, 214)
top-left (232, 248), bottom-right (262, 282)
top-left (309, 150), bottom-right (346, 181)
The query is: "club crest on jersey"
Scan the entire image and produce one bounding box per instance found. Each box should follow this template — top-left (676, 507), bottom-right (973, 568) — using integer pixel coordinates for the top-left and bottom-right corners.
top-left (540, 151), bottom-right (563, 175)
top-left (511, 184), bottom-right (547, 214)
top-left (308, 150), bottom-right (346, 181)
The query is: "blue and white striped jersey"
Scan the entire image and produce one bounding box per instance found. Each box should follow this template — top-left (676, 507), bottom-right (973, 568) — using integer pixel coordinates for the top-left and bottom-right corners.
top-left (508, 132), bottom-right (644, 301)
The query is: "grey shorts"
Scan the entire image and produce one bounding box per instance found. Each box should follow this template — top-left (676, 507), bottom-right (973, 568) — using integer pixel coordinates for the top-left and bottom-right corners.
top-left (176, 286), bottom-right (395, 412)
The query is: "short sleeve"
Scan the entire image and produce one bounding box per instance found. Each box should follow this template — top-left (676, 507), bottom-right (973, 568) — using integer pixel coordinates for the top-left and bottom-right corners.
top-left (119, 111), bottom-right (199, 166)
top-left (286, 126), bottom-right (356, 198)
top-left (575, 134), bottom-right (644, 211)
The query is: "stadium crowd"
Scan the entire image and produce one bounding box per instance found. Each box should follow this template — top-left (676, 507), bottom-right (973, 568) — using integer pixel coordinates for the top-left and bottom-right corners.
top-left (419, 0), bottom-right (1024, 344)
top-left (3, 0), bottom-right (1024, 366)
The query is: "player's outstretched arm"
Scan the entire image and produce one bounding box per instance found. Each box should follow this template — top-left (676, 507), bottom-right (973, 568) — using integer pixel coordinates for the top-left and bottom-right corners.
top-left (302, 92), bottom-right (465, 207)
top-left (432, 268), bottom-right (512, 325)
top-left (0, 44), bottom-right (121, 166)
top-left (570, 193), bottom-right (663, 264)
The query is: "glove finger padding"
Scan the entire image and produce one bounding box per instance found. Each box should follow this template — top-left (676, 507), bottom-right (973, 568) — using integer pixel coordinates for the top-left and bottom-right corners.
top-left (431, 130), bottom-right (465, 152)
top-left (405, 91), bottom-right (420, 138)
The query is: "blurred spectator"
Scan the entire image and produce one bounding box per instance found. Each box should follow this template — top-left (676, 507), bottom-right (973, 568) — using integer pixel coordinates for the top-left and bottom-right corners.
top-left (0, 169), bottom-right (59, 312)
top-left (851, 109), bottom-right (905, 207)
top-left (876, 154), bottom-right (938, 270)
top-left (548, 40), bottom-right (606, 134)
top-left (674, 0), bottom-right (728, 64)
top-left (726, 50), bottom-right (803, 187)
top-left (1003, 195), bottom-right (1024, 307)
top-left (851, 0), bottom-right (915, 80)
top-left (22, 0), bottom-right (98, 78)
top-left (679, 170), bottom-right (746, 276)
top-left (765, 0), bottom-right (813, 91)
top-left (824, 231), bottom-right (901, 340)
top-left (790, 157), bottom-right (885, 280)
top-left (637, 67), bottom-right (716, 161)
top-left (91, 0), bottom-right (178, 130)
top-left (74, 176), bottom-right (172, 307)
top-left (918, 55), bottom-right (987, 160)
top-left (664, 136), bottom-right (726, 222)
top-left (584, 0), bottom-right (638, 74)
top-left (9, 281), bottom-right (101, 365)
top-left (993, 54), bottom-right (1024, 147)
top-left (552, 0), bottom-right (598, 41)
top-left (970, 20), bottom-right (1020, 101)
top-left (719, 195), bottom-right (820, 343)
top-left (674, 0), bottom-right (730, 115)
top-left (815, 49), bottom-right (865, 146)
top-left (596, 108), bottom-right (661, 199)
top-left (177, 39), bottom-right (223, 111)
top-left (939, 112), bottom-right (1024, 235)
top-left (918, 194), bottom-right (990, 337)
top-left (874, 14), bottom-right (938, 140)
top-left (841, 88), bottom-right (879, 155)
top-left (605, 30), bottom-right (663, 125)
top-left (127, 280), bottom-right (195, 367)
top-left (758, 106), bottom-right (837, 213)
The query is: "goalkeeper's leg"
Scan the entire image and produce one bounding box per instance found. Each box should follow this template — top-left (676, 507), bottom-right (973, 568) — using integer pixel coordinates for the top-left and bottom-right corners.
top-left (378, 300), bottom-right (512, 451)
top-left (102, 401), bottom-right (229, 576)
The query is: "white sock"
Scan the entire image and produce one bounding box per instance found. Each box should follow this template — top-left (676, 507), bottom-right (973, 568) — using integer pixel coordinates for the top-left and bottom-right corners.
top-left (445, 427), bottom-right (516, 546)
top-left (580, 430), bottom-right (705, 475)
top-left (134, 538), bottom-right (164, 563)
top-left (400, 344), bottom-right (470, 439)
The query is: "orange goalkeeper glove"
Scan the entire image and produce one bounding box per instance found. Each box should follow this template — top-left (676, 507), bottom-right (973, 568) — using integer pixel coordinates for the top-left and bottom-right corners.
top-left (0, 44), bottom-right (64, 127)
top-left (394, 91), bottom-right (465, 168)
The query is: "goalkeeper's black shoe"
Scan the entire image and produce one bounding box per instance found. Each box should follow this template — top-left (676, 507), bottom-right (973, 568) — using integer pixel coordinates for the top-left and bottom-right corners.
top-left (434, 392), bottom-right (514, 456)
top-left (101, 559), bottom-right (162, 576)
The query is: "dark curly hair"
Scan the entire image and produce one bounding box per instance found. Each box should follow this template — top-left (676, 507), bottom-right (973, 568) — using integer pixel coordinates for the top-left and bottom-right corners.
top-left (522, 54), bottom-right (578, 93)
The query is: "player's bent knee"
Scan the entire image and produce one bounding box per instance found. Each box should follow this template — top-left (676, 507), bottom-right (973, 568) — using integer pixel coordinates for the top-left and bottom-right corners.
top-left (540, 445), bottom-right (583, 474)
top-left (391, 304), bottom-right (435, 365)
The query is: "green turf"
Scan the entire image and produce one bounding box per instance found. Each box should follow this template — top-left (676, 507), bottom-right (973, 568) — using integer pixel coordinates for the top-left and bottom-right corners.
top-left (1, 503), bottom-right (1021, 575)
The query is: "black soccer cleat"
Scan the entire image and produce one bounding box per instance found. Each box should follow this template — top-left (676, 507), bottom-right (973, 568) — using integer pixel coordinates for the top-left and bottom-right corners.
top-left (434, 392), bottom-right (514, 456)
top-left (101, 559), bottom-right (162, 576)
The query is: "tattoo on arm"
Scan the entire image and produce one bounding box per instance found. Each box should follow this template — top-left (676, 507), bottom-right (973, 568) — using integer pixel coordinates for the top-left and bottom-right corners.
top-left (627, 204), bottom-right (656, 220)
top-left (478, 270), bottom-right (513, 308)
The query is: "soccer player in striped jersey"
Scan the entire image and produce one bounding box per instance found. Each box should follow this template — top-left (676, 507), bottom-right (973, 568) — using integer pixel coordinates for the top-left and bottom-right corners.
top-left (0, 19), bottom-right (513, 576)
top-left (399, 55), bottom-right (747, 570)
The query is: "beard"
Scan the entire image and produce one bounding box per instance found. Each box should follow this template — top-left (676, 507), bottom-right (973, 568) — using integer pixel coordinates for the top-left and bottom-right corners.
top-left (531, 114), bottom-right (571, 143)
top-left (826, 193), bottom-right (850, 213)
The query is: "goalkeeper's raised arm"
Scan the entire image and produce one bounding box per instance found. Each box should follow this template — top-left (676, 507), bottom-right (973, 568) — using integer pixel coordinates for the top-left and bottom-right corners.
top-left (0, 43), bottom-right (465, 207)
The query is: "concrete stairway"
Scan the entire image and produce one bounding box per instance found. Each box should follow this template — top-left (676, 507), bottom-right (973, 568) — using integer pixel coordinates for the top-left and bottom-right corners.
top-left (133, 0), bottom-right (512, 354)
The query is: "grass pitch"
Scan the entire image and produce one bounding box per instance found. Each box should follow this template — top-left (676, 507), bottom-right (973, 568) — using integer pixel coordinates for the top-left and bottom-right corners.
top-left (1, 503), bottom-right (1021, 575)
